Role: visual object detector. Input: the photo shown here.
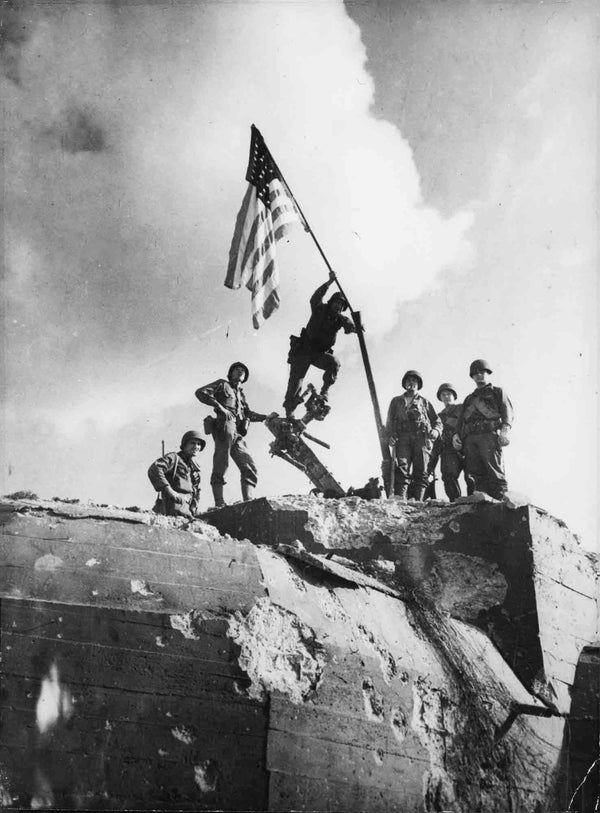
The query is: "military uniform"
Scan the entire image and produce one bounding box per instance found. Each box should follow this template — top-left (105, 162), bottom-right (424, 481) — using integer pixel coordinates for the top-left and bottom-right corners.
top-left (283, 281), bottom-right (355, 414)
top-left (148, 452), bottom-right (201, 518)
top-left (386, 393), bottom-right (442, 500)
top-left (456, 383), bottom-right (513, 499)
top-left (195, 375), bottom-right (264, 501)
top-left (429, 403), bottom-right (464, 501)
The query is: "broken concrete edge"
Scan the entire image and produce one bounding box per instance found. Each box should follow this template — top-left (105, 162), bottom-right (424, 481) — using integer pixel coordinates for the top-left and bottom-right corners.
top-left (275, 543), bottom-right (404, 600)
top-left (0, 497), bottom-right (239, 544)
top-left (5, 492), bottom-right (584, 544)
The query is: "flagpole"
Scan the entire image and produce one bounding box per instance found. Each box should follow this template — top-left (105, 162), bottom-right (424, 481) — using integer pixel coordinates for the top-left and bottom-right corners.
top-left (254, 125), bottom-right (392, 478)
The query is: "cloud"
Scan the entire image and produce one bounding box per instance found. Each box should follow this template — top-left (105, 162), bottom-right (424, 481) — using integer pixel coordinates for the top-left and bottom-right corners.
top-left (2, 0), bottom-right (473, 504)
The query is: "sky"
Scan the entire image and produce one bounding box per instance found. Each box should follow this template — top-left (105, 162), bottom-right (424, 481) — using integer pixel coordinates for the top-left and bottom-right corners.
top-left (1, 0), bottom-right (597, 548)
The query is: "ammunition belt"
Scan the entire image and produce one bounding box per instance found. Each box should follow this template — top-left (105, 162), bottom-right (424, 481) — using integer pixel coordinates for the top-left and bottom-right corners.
top-left (464, 418), bottom-right (500, 436)
top-left (397, 423), bottom-right (429, 436)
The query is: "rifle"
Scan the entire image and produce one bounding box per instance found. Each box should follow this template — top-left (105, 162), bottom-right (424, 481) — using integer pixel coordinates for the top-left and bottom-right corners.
top-left (389, 443), bottom-right (397, 497)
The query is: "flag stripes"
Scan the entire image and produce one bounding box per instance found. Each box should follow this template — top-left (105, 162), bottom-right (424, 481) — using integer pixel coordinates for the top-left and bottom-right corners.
top-left (225, 126), bottom-right (303, 328)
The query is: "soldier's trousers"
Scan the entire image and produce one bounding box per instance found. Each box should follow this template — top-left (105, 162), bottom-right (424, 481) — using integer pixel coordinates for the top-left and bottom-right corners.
top-left (391, 434), bottom-right (431, 498)
top-left (210, 420), bottom-right (258, 488)
top-left (463, 433), bottom-right (507, 499)
top-left (440, 450), bottom-right (463, 502)
top-left (283, 350), bottom-right (340, 411)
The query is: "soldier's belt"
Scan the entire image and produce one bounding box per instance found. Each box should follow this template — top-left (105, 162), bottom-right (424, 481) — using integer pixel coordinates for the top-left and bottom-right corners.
top-left (465, 419), bottom-right (500, 435)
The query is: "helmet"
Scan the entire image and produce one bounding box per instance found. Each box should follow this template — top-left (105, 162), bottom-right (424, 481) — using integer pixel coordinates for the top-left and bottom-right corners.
top-left (469, 359), bottom-right (492, 377)
top-left (402, 369), bottom-right (423, 390)
top-left (180, 430), bottom-right (206, 451)
top-left (328, 292), bottom-right (349, 311)
top-left (437, 383), bottom-right (458, 401)
top-left (227, 361), bottom-right (249, 382)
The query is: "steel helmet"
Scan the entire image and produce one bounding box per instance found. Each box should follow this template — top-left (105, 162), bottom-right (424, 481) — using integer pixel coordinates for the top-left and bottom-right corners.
top-left (228, 361), bottom-right (249, 383)
top-left (436, 383), bottom-right (458, 401)
top-left (402, 370), bottom-right (423, 390)
top-left (328, 292), bottom-right (349, 311)
top-left (469, 359), bottom-right (492, 377)
top-left (180, 430), bottom-right (206, 451)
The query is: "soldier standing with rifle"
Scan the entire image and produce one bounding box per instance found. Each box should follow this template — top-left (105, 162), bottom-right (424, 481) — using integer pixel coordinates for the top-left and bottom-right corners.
top-left (195, 362), bottom-right (267, 508)
top-left (283, 270), bottom-right (356, 418)
top-left (427, 383), bottom-right (464, 502)
top-left (385, 370), bottom-right (442, 501)
top-left (453, 359), bottom-right (514, 500)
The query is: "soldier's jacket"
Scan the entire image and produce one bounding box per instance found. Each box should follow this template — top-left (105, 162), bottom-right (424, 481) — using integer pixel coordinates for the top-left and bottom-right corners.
top-left (439, 404), bottom-right (463, 448)
top-left (457, 384), bottom-right (513, 438)
top-left (148, 452), bottom-right (201, 515)
top-left (196, 378), bottom-right (263, 435)
top-left (386, 393), bottom-right (442, 440)
top-left (294, 281), bottom-right (355, 354)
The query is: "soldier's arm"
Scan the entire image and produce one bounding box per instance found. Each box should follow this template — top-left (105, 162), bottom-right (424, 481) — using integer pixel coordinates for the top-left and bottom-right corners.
top-left (453, 400), bottom-right (468, 447)
top-left (427, 403), bottom-right (442, 440)
top-left (239, 390), bottom-right (267, 423)
top-left (497, 388), bottom-right (514, 428)
top-left (385, 398), bottom-right (399, 443)
top-left (195, 380), bottom-right (229, 414)
top-left (310, 280), bottom-right (332, 310)
top-left (148, 454), bottom-right (178, 493)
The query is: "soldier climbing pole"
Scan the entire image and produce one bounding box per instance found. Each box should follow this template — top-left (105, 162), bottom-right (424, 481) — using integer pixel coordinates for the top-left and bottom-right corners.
top-left (253, 125), bottom-right (392, 491)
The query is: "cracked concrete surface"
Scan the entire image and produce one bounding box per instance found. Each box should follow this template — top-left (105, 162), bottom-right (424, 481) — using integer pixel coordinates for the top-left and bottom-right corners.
top-left (227, 597), bottom-right (326, 703)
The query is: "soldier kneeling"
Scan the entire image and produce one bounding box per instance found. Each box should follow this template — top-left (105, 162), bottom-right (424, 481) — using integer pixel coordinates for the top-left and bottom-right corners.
top-left (148, 430), bottom-right (205, 518)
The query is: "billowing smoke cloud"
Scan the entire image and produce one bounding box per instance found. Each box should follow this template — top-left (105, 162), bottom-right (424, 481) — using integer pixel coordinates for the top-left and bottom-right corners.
top-left (2, 0), bottom-right (472, 503)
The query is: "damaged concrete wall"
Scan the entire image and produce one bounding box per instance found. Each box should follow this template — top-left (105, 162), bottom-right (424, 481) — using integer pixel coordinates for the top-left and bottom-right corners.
top-left (204, 495), bottom-right (598, 713)
top-left (0, 497), bottom-right (597, 811)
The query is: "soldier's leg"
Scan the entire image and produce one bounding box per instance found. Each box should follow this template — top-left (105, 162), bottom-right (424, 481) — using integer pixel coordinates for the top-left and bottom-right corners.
top-left (394, 436), bottom-right (412, 499)
top-left (210, 419), bottom-right (235, 506)
top-left (411, 437), bottom-right (430, 501)
top-left (441, 450), bottom-right (462, 502)
top-left (463, 435), bottom-right (488, 494)
top-left (423, 439), bottom-right (441, 500)
top-left (231, 436), bottom-right (258, 501)
top-left (283, 356), bottom-right (312, 414)
top-left (311, 352), bottom-right (340, 397)
top-left (480, 433), bottom-right (508, 499)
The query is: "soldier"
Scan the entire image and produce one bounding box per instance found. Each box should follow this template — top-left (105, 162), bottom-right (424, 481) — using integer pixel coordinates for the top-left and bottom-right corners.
top-left (148, 430), bottom-right (205, 518)
top-left (428, 383), bottom-right (464, 502)
top-left (385, 370), bottom-right (442, 501)
top-left (195, 362), bottom-right (267, 507)
top-left (453, 359), bottom-right (514, 500)
top-left (283, 270), bottom-right (356, 418)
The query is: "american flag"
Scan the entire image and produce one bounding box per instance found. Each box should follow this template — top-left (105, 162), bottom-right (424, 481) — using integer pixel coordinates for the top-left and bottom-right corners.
top-left (225, 125), bottom-right (305, 329)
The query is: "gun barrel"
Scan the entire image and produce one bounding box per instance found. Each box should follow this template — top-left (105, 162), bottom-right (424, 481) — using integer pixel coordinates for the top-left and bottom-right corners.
top-left (303, 431), bottom-right (331, 450)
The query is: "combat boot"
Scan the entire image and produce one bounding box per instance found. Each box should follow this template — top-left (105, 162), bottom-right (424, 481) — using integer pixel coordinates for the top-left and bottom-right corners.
top-left (241, 483), bottom-right (254, 502)
top-left (395, 484), bottom-right (408, 502)
top-left (212, 484), bottom-right (226, 508)
top-left (412, 486), bottom-right (426, 502)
